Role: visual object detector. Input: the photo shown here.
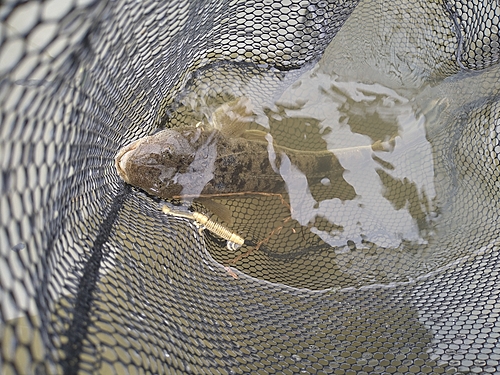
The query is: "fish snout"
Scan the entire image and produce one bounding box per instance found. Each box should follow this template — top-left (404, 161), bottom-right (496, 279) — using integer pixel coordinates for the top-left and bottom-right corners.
top-left (115, 138), bottom-right (143, 183)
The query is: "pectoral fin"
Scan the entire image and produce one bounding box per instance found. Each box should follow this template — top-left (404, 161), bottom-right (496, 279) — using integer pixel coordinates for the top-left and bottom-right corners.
top-left (241, 129), bottom-right (269, 143)
top-left (212, 97), bottom-right (255, 138)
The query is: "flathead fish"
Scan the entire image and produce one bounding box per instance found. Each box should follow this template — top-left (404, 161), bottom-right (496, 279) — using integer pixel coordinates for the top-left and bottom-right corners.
top-left (115, 98), bottom-right (390, 201)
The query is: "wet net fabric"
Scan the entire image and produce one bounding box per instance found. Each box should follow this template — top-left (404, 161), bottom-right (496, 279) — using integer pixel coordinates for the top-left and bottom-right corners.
top-left (1, 0), bottom-right (500, 374)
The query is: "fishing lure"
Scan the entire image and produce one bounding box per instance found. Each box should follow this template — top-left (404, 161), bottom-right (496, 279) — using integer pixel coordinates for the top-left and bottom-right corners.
top-left (162, 205), bottom-right (246, 251)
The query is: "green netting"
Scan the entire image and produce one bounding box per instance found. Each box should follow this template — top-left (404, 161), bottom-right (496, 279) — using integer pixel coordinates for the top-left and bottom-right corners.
top-left (1, 0), bottom-right (500, 374)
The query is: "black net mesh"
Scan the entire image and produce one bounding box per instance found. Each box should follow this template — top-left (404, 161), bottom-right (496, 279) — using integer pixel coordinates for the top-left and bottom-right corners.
top-left (1, 0), bottom-right (500, 374)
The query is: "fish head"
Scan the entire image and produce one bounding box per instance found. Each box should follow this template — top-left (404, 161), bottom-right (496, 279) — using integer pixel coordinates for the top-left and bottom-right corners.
top-left (115, 128), bottom-right (198, 198)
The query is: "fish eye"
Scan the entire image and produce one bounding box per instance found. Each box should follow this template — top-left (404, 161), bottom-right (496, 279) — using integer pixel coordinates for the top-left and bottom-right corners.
top-left (161, 146), bottom-right (174, 158)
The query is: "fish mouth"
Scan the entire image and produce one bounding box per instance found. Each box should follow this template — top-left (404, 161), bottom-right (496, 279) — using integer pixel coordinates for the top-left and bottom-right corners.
top-left (115, 138), bottom-right (142, 183)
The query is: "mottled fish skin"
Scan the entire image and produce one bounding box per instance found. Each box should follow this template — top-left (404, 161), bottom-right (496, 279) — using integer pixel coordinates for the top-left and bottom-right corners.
top-left (115, 126), bottom-right (356, 201)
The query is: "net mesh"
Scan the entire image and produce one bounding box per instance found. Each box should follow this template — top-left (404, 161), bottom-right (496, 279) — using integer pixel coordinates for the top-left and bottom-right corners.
top-left (1, 0), bottom-right (500, 374)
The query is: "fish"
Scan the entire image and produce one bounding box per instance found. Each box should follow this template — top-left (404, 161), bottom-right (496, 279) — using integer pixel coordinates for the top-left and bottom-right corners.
top-left (115, 98), bottom-right (390, 202)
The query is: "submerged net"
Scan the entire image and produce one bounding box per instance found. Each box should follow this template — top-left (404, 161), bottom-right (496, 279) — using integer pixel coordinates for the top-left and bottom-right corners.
top-left (1, 0), bottom-right (500, 374)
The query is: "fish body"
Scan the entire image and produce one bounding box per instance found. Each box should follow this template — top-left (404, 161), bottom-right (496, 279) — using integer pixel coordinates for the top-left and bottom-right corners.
top-left (115, 126), bottom-right (354, 200)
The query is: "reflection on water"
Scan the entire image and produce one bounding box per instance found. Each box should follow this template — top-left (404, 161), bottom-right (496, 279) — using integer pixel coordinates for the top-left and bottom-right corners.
top-left (263, 76), bottom-right (436, 250)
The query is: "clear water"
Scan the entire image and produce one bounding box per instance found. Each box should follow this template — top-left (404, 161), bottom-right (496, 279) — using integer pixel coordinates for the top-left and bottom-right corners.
top-left (262, 72), bottom-right (436, 250)
top-left (164, 0), bottom-right (500, 289)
